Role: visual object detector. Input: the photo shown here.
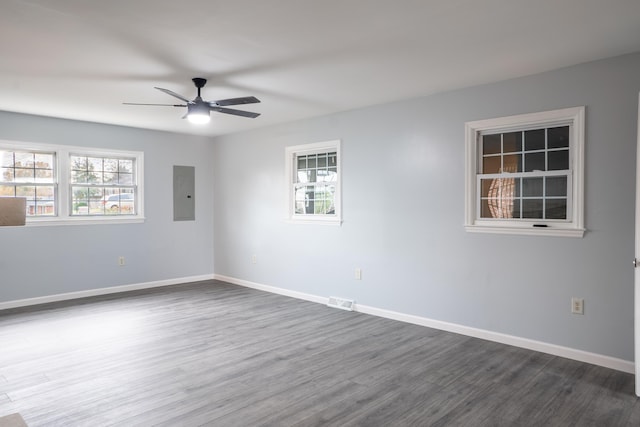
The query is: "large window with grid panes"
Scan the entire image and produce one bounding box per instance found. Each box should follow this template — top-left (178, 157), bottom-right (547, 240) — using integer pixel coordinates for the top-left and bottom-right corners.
top-left (285, 140), bottom-right (341, 224)
top-left (0, 140), bottom-right (143, 225)
top-left (465, 107), bottom-right (584, 237)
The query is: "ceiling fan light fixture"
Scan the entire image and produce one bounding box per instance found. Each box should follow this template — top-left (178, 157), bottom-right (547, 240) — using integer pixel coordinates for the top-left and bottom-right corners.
top-left (187, 103), bottom-right (211, 124)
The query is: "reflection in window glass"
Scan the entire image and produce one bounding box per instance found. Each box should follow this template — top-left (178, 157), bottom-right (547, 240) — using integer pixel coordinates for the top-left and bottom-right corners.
top-left (479, 125), bottom-right (571, 222)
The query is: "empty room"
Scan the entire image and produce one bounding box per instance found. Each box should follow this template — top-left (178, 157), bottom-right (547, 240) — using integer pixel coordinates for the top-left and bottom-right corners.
top-left (2, 1), bottom-right (640, 425)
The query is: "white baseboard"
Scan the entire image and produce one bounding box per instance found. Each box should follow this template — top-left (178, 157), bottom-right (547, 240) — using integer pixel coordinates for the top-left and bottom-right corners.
top-left (214, 274), bottom-right (634, 374)
top-left (0, 274), bottom-right (215, 311)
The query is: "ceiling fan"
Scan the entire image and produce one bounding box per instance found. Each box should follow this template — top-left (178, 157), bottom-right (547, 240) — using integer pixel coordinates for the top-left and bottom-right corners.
top-left (124, 78), bottom-right (260, 124)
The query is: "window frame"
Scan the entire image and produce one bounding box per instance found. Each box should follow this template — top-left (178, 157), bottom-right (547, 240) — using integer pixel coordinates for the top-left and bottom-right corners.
top-left (0, 148), bottom-right (57, 217)
top-left (464, 107), bottom-right (585, 237)
top-left (285, 140), bottom-right (342, 225)
top-left (0, 140), bottom-right (144, 226)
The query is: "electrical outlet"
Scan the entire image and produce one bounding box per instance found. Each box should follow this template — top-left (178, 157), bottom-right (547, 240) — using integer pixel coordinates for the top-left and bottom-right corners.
top-left (355, 268), bottom-right (362, 280)
top-left (251, 254), bottom-right (257, 264)
top-left (571, 297), bottom-right (584, 315)
top-left (118, 256), bottom-right (125, 266)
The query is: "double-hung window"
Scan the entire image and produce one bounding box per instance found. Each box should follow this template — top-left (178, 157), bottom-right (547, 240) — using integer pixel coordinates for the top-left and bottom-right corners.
top-left (70, 154), bottom-right (137, 216)
top-left (0, 140), bottom-right (143, 225)
top-left (285, 140), bottom-right (341, 224)
top-left (465, 107), bottom-right (585, 237)
top-left (1, 149), bottom-right (56, 216)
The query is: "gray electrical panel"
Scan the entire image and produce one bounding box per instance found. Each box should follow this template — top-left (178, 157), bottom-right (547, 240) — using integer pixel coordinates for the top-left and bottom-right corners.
top-left (173, 165), bottom-right (195, 221)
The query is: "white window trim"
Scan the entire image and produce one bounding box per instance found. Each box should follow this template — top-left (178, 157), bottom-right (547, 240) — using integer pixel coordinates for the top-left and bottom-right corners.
top-left (464, 107), bottom-right (585, 237)
top-left (1, 140), bottom-right (144, 226)
top-left (285, 140), bottom-right (342, 225)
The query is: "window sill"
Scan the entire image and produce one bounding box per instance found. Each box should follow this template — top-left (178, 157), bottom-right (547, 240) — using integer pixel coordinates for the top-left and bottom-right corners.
top-left (464, 225), bottom-right (585, 238)
top-left (465, 224), bottom-right (585, 238)
top-left (286, 216), bottom-right (342, 226)
top-left (25, 216), bottom-right (145, 227)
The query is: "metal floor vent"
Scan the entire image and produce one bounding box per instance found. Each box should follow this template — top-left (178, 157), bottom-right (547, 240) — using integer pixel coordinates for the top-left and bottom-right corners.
top-left (327, 296), bottom-right (355, 311)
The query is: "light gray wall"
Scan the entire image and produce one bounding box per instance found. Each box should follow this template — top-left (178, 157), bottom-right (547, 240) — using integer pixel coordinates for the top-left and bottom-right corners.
top-left (0, 112), bottom-right (215, 301)
top-left (212, 52), bottom-right (640, 361)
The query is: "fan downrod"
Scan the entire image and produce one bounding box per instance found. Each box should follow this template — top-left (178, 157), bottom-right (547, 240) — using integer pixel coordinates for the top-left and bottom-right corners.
top-left (192, 78), bottom-right (207, 98)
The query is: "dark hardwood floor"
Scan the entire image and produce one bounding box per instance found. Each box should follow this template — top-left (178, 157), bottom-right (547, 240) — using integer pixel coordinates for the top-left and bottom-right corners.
top-left (0, 280), bottom-right (638, 426)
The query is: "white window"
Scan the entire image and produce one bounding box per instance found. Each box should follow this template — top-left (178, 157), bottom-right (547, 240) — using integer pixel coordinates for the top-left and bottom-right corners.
top-left (1, 149), bottom-right (56, 217)
top-left (465, 107), bottom-right (585, 237)
top-left (0, 140), bottom-right (144, 225)
top-left (285, 140), bottom-right (341, 224)
top-left (70, 154), bottom-right (137, 216)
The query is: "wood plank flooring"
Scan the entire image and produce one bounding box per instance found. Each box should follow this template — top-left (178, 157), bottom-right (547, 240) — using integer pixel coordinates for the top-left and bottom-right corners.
top-left (0, 280), bottom-right (638, 426)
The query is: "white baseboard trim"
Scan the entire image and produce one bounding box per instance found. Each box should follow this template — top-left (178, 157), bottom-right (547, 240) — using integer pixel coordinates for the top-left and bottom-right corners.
top-left (214, 274), bottom-right (634, 374)
top-left (0, 274), bottom-right (215, 311)
top-left (214, 274), bottom-right (327, 305)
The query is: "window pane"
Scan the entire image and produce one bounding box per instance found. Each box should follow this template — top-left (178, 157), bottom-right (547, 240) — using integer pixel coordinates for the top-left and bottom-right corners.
top-left (482, 156), bottom-right (501, 174)
top-left (546, 199), bottom-right (567, 219)
top-left (307, 155), bottom-right (317, 169)
top-left (328, 153), bottom-right (337, 166)
top-left (103, 158), bottom-right (118, 172)
top-left (523, 177), bottom-right (543, 197)
top-left (72, 186), bottom-right (90, 203)
top-left (88, 157), bottom-right (102, 172)
top-left (316, 169), bottom-right (334, 183)
top-left (119, 159), bottom-right (133, 173)
top-left (297, 171), bottom-right (309, 183)
top-left (1, 151), bottom-right (14, 167)
top-left (548, 126), bottom-right (569, 149)
top-left (1, 167), bottom-right (14, 182)
top-left (482, 134), bottom-right (501, 155)
top-left (548, 150), bottom-right (569, 170)
top-left (503, 132), bottom-right (522, 153)
top-left (71, 156), bottom-right (87, 171)
top-left (481, 199), bottom-right (492, 218)
top-left (71, 170), bottom-right (88, 183)
top-left (481, 197), bottom-right (517, 218)
top-left (522, 199), bottom-right (543, 219)
top-left (502, 154), bottom-right (521, 173)
top-left (512, 199), bottom-right (522, 219)
top-left (33, 186), bottom-right (55, 216)
top-left (482, 178), bottom-right (519, 199)
top-left (0, 185), bottom-right (15, 196)
top-left (36, 169), bottom-right (53, 181)
top-left (103, 172), bottom-right (117, 184)
top-left (34, 153), bottom-right (54, 168)
top-left (297, 156), bottom-right (306, 170)
top-left (14, 168), bottom-right (35, 182)
top-left (16, 185), bottom-right (35, 198)
top-left (524, 152), bottom-right (545, 172)
top-left (317, 154), bottom-right (327, 168)
top-left (118, 172), bottom-right (133, 185)
top-left (314, 184), bottom-right (336, 214)
top-left (15, 152), bottom-right (34, 167)
top-left (525, 129), bottom-right (545, 151)
top-left (546, 176), bottom-right (567, 197)
top-left (481, 179), bottom-right (493, 198)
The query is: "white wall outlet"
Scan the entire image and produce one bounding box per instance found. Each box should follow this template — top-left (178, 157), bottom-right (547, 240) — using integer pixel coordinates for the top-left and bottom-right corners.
top-left (571, 297), bottom-right (584, 315)
top-left (118, 256), bottom-right (126, 266)
top-left (355, 268), bottom-right (362, 280)
top-left (251, 254), bottom-right (257, 264)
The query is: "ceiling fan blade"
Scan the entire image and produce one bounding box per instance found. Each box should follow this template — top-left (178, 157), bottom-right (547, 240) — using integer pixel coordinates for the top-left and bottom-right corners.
top-left (211, 106), bottom-right (260, 118)
top-left (154, 87), bottom-right (193, 103)
top-left (123, 102), bottom-right (186, 107)
top-left (211, 96), bottom-right (261, 107)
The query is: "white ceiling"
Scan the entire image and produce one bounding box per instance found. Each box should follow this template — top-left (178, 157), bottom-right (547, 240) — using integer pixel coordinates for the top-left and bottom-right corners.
top-left (2, 0), bottom-right (640, 137)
